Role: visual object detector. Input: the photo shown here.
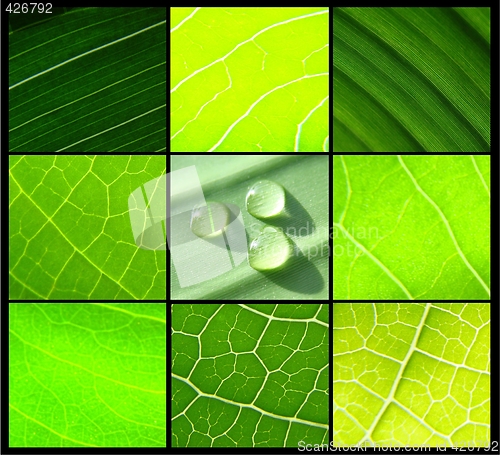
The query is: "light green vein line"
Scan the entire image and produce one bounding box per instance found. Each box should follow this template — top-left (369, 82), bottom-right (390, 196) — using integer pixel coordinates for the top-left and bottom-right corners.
top-left (9, 171), bottom-right (139, 300)
top-left (239, 304), bottom-right (329, 328)
top-left (334, 222), bottom-right (414, 299)
top-left (208, 73), bottom-right (328, 152)
top-left (398, 155), bottom-right (490, 296)
top-left (338, 155), bottom-right (352, 224)
top-left (8, 272), bottom-right (46, 299)
top-left (322, 135), bottom-right (329, 152)
top-left (414, 347), bottom-right (489, 376)
top-left (390, 401), bottom-right (452, 444)
top-left (9, 8), bottom-right (140, 61)
top-left (9, 20), bottom-right (166, 90)
top-left (10, 329), bottom-right (166, 394)
top-left (170, 7), bottom-right (200, 33)
top-left (172, 373), bottom-right (328, 430)
top-left (471, 155), bottom-right (490, 196)
top-left (94, 388), bottom-right (165, 431)
top-left (9, 404), bottom-right (99, 447)
top-left (362, 303), bottom-right (433, 443)
top-left (9, 62), bottom-right (166, 133)
top-left (54, 104), bottom-right (166, 152)
top-left (171, 9), bottom-right (328, 94)
top-left (93, 303), bottom-right (166, 324)
top-left (12, 82), bottom-right (165, 152)
top-left (294, 96), bottom-right (329, 152)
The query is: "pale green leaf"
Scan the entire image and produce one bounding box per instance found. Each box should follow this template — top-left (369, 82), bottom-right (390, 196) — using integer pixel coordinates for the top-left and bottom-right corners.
top-left (333, 303), bottom-right (490, 446)
top-left (170, 155), bottom-right (329, 300)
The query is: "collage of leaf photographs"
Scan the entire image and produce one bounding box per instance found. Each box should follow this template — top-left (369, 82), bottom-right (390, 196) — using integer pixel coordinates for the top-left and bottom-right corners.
top-left (3, 5), bottom-right (498, 455)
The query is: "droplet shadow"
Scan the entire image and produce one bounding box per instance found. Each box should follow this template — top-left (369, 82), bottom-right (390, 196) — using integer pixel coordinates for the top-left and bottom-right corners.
top-left (258, 238), bottom-right (325, 295)
top-left (264, 189), bottom-right (315, 237)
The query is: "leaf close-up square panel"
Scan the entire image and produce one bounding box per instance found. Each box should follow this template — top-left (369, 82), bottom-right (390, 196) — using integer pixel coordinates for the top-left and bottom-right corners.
top-left (171, 7), bottom-right (329, 152)
top-left (333, 303), bottom-right (490, 446)
top-left (333, 7), bottom-right (490, 152)
top-left (9, 7), bottom-right (166, 152)
top-left (170, 155), bottom-right (329, 300)
top-left (9, 303), bottom-right (166, 447)
top-left (334, 155), bottom-right (490, 300)
top-left (171, 303), bottom-right (329, 447)
top-left (9, 155), bottom-right (166, 300)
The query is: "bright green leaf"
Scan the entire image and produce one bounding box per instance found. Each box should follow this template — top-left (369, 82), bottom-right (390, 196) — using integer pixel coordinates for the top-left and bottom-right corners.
top-left (9, 155), bottom-right (166, 300)
top-left (171, 7), bottom-right (329, 152)
top-left (9, 303), bottom-right (166, 447)
top-left (9, 7), bottom-right (166, 152)
top-left (334, 155), bottom-right (490, 299)
top-left (172, 303), bottom-right (329, 447)
top-left (333, 303), bottom-right (490, 446)
top-left (333, 7), bottom-right (490, 152)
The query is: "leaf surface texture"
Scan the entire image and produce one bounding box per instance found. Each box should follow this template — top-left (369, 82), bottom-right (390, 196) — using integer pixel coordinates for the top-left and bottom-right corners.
top-left (333, 303), bottom-right (490, 446)
top-left (333, 7), bottom-right (490, 152)
top-left (9, 155), bottom-right (166, 300)
top-left (9, 7), bottom-right (166, 152)
top-left (172, 303), bottom-right (329, 447)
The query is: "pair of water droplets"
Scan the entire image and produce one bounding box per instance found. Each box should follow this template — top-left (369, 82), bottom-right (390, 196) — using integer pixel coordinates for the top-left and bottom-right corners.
top-left (190, 180), bottom-right (292, 271)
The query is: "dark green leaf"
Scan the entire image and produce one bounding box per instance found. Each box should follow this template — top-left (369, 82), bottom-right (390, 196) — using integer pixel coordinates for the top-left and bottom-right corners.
top-left (9, 7), bottom-right (166, 152)
top-left (333, 7), bottom-right (490, 152)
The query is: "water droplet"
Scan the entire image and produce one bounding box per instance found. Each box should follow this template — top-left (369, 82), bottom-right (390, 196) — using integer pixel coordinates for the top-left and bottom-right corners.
top-left (246, 180), bottom-right (285, 219)
top-left (248, 226), bottom-right (292, 271)
top-left (190, 202), bottom-right (230, 238)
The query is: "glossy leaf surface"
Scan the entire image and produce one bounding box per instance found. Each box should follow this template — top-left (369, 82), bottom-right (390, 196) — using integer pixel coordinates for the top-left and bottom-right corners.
top-left (170, 155), bottom-right (329, 300)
